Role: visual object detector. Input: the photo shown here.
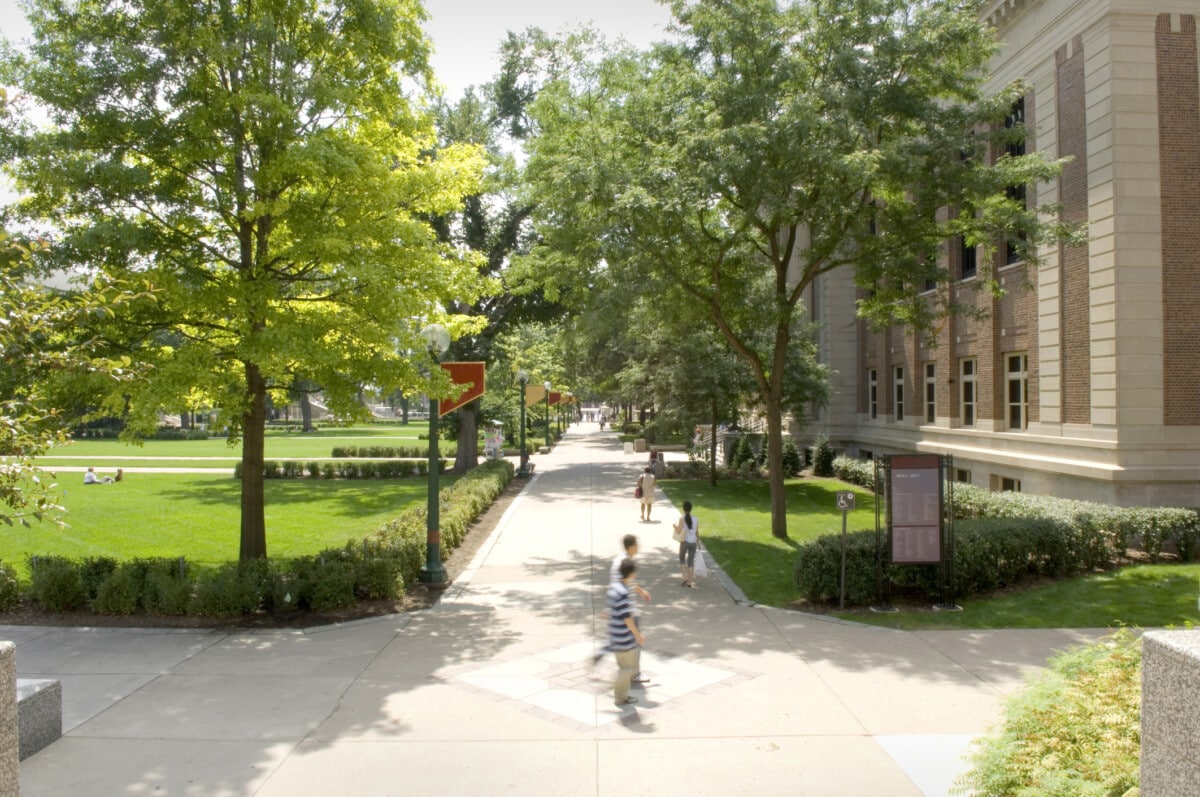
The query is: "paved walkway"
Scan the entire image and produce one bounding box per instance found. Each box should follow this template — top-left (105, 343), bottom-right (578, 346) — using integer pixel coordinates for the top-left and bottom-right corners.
top-left (6, 425), bottom-right (1106, 796)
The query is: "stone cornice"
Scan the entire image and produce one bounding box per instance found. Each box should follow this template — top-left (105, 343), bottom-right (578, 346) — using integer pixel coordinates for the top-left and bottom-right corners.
top-left (982, 0), bottom-right (1049, 29)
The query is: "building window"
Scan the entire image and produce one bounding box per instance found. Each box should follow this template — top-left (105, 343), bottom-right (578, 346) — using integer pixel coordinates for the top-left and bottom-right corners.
top-left (960, 236), bottom-right (977, 280)
top-left (1001, 477), bottom-right (1021, 492)
top-left (924, 362), bottom-right (936, 424)
top-left (1004, 98), bottom-right (1027, 265)
top-left (1006, 352), bottom-right (1028, 430)
top-left (868, 369), bottom-right (878, 420)
top-left (894, 366), bottom-right (905, 421)
top-left (955, 468), bottom-right (972, 484)
top-left (959, 358), bottom-right (976, 427)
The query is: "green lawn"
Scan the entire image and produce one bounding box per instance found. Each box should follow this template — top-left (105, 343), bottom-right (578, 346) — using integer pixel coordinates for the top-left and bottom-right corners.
top-left (0, 472), bottom-right (443, 578)
top-left (658, 477), bottom-right (876, 607)
top-left (839, 563), bottom-right (1200, 630)
top-left (39, 423), bottom-right (434, 465)
top-left (660, 476), bottom-right (1200, 629)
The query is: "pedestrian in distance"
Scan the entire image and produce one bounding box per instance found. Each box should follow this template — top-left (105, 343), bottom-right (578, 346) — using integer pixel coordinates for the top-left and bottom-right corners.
top-left (675, 500), bottom-right (700, 588)
top-left (608, 534), bottom-right (650, 684)
top-left (637, 466), bottom-right (656, 521)
top-left (608, 558), bottom-right (645, 707)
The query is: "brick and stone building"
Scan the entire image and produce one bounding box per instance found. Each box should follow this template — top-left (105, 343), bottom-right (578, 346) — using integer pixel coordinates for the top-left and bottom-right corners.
top-left (809, 0), bottom-right (1200, 506)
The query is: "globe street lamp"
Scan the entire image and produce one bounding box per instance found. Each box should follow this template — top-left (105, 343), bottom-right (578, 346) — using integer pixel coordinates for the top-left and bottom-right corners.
top-left (516, 369), bottom-right (531, 477)
top-left (419, 323), bottom-right (451, 589)
top-left (543, 380), bottom-right (553, 451)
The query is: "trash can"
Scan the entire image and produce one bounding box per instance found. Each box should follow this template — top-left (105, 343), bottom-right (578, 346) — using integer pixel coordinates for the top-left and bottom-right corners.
top-left (634, 438), bottom-right (648, 453)
top-left (623, 442), bottom-right (634, 454)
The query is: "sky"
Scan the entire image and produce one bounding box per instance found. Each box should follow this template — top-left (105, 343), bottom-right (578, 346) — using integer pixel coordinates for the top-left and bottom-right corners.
top-left (0, 0), bottom-right (676, 100)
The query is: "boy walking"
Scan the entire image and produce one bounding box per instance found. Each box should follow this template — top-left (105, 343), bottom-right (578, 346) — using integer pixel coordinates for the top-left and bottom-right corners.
top-left (608, 559), bottom-right (645, 706)
top-left (609, 534), bottom-right (650, 682)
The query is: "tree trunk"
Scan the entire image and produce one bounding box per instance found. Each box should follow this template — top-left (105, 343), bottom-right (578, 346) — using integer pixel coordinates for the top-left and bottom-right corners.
top-left (180, 410), bottom-right (191, 430)
top-left (709, 399), bottom-right (719, 487)
top-left (299, 392), bottom-right (313, 432)
top-left (454, 399), bottom-right (480, 474)
top-left (240, 363), bottom-right (269, 560)
top-left (765, 395), bottom-right (788, 539)
top-left (400, 395), bottom-right (409, 425)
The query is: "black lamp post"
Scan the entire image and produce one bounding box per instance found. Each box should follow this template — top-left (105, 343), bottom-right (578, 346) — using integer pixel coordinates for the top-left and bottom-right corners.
top-left (543, 380), bottom-right (553, 450)
top-left (517, 369), bottom-right (530, 477)
top-left (419, 323), bottom-right (450, 589)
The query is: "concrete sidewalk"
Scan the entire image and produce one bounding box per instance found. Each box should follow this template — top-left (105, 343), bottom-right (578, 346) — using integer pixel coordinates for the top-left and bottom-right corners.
top-left (6, 425), bottom-right (1106, 796)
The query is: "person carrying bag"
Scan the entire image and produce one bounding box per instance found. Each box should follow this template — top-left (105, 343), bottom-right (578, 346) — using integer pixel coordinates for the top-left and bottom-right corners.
top-left (675, 500), bottom-right (700, 588)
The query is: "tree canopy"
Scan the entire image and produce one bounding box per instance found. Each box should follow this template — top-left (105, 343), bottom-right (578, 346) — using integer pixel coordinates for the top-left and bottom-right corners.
top-left (0, 0), bottom-right (493, 558)
top-left (518, 0), bottom-right (1073, 538)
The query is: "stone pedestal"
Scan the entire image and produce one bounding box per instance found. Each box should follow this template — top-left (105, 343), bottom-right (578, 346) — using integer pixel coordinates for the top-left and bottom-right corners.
top-left (1142, 630), bottom-right (1200, 796)
top-left (0, 642), bottom-right (18, 796)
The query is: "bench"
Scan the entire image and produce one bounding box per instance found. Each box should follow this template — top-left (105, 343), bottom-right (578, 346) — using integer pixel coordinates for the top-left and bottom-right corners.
top-left (17, 678), bottom-right (62, 760)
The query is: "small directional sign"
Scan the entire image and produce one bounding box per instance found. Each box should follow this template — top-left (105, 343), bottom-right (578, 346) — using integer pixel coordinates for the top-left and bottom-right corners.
top-left (836, 491), bottom-right (856, 511)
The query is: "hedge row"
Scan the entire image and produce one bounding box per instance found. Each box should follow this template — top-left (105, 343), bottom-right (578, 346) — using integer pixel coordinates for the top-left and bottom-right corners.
top-left (13, 459), bottom-right (514, 618)
top-left (371, 459), bottom-right (514, 588)
top-left (331, 445), bottom-right (427, 458)
top-left (830, 455), bottom-right (1200, 562)
top-left (234, 459), bottom-right (451, 479)
top-left (331, 444), bottom-right (485, 458)
top-left (795, 457), bottom-right (1200, 606)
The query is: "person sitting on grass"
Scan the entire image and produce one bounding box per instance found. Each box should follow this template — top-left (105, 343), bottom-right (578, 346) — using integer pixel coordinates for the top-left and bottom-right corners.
top-left (84, 467), bottom-right (99, 485)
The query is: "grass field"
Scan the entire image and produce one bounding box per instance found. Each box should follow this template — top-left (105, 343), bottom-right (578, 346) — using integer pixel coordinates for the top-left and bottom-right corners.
top-left (659, 477), bottom-right (876, 607)
top-left (37, 423), bottom-right (435, 468)
top-left (659, 476), bottom-right (1200, 629)
top-left (0, 472), bottom-right (444, 578)
top-left (839, 563), bottom-right (1200, 630)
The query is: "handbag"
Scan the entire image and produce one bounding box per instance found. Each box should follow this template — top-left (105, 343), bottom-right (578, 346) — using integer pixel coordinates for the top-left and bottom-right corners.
top-left (634, 485), bottom-right (643, 499)
top-left (672, 518), bottom-right (686, 542)
top-left (693, 547), bottom-right (708, 578)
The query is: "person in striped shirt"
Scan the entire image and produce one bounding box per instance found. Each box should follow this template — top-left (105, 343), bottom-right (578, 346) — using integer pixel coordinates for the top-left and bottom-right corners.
top-left (607, 559), bottom-right (646, 706)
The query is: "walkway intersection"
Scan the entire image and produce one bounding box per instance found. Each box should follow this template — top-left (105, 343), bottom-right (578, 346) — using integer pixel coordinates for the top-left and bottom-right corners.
top-left (6, 425), bottom-right (1105, 796)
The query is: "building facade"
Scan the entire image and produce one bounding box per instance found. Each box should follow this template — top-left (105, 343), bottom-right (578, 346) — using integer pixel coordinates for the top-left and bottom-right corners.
top-left (813, 0), bottom-right (1200, 507)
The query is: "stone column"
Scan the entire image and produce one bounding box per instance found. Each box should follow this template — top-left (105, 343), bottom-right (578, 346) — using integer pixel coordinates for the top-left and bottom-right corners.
top-left (0, 641), bottom-right (19, 796)
top-left (1141, 630), bottom-right (1200, 795)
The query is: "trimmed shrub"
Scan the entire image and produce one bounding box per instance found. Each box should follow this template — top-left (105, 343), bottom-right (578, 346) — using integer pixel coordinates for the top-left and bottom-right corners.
top-left (190, 560), bottom-right (268, 618)
top-left (141, 558), bottom-right (194, 615)
top-left (79, 556), bottom-right (119, 600)
top-left (0, 562), bottom-right (19, 611)
top-left (781, 437), bottom-right (802, 478)
top-left (92, 567), bottom-right (140, 615)
top-left (832, 455), bottom-right (878, 491)
top-left (731, 435), bottom-right (755, 469)
top-left (28, 556), bottom-right (87, 611)
top-left (792, 529), bottom-right (879, 605)
top-left (813, 434), bottom-right (835, 477)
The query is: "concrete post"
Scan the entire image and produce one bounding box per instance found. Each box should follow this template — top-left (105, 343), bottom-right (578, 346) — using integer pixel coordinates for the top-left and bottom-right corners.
top-left (1141, 630), bottom-right (1200, 796)
top-left (0, 641), bottom-right (19, 796)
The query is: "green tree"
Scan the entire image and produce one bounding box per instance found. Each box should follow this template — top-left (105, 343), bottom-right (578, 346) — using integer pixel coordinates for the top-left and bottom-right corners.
top-left (0, 232), bottom-right (145, 526)
top-left (520, 0), bottom-right (1073, 538)
top-left (1, 0), bottom-right (492, 559)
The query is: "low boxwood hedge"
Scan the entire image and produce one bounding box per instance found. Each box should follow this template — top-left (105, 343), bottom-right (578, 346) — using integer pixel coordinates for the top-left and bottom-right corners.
top-left (234, 459), bottom-right (449, 479)
top-left (17, 459), bottom-right (514, 619)
top-left (797, 458), bottom-right (1200, 606)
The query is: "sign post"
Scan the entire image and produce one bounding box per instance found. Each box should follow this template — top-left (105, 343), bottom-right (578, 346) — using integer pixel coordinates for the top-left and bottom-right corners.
top-left (836, 490), bottom-right (856, 609)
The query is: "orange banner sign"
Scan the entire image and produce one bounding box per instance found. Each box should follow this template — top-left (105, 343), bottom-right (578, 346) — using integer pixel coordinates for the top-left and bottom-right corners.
top-left (439, 362), bottom-right (485, 416)
top-left (524, 383), bottom-right (545, 408)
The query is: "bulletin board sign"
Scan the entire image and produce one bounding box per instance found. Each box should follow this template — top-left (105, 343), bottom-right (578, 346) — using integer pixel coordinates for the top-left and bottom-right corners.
top-left (888, 454), bottom-right (944, 564)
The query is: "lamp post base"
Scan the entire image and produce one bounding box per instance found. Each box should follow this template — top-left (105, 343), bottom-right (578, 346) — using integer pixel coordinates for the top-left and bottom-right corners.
top-left (418, 567), bottom-right (450, 591)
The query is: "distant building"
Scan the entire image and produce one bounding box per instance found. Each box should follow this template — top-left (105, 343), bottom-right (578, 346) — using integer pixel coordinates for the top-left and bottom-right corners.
top-left (809, 0), bottom-right (1200, 507)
